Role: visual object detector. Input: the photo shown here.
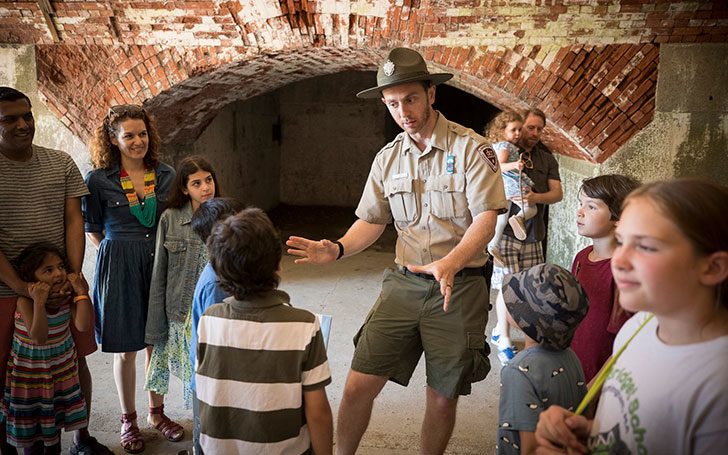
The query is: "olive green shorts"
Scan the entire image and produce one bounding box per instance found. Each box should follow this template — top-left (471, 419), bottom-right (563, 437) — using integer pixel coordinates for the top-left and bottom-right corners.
top-left (351, 267), bottom-right (491, 399)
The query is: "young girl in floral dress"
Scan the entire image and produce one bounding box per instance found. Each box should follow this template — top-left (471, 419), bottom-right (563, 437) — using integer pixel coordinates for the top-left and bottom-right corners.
top-left (144, 156), bottom-right (220, 410)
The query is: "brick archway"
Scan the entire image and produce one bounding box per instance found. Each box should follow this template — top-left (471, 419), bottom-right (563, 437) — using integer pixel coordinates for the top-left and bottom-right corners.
top-left (35, 43), bottom-right (657, 163)
top-left (10, 1), bottom-right (723, 162)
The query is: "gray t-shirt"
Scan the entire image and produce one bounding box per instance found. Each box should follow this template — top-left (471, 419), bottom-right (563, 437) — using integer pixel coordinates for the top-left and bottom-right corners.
top-left (0, 145), bottom-right (88, 297)
top-left (497, 345), bottom-right (586, 455)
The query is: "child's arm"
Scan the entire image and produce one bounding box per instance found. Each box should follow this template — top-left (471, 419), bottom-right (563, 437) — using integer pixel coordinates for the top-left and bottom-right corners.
top-left (519, 431), bottom-right (538, 455)
top-left (303, 388), bottom-right (333, 455)
top-left (496, 147), bottom-right (523, 172)
top-left (67, 272), bottom-right (92, 332)
top-left (17, 283), bottom-right (51, 344)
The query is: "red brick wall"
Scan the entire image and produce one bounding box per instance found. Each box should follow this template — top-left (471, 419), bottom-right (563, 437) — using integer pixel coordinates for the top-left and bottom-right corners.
top-left (4, 1), bottom-right (727, 162)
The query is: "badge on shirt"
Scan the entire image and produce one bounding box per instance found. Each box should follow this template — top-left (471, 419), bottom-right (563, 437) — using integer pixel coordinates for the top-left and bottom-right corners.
top-left (476, 144), bottom-right (499, 172)
top-left (446, 156), bottom-right (455, 174)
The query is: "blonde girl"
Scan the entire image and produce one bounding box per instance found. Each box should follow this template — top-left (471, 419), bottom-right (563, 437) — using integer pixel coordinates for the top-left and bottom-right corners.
top-left (484, 110), bottom-right (537, 267)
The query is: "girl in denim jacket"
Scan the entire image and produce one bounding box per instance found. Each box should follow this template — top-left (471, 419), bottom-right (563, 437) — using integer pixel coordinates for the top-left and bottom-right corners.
top-left (144, 156), bottom-right (220, 434)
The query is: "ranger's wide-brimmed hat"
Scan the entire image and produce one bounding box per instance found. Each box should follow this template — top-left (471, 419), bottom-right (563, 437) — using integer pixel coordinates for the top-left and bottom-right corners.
top-left (356, 47), bottom-right (453, 99)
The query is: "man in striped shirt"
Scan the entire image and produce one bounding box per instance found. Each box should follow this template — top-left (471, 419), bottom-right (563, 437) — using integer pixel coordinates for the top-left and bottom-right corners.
top-left (196, 208), bottom-right (333, 454)
top-left (0, 87), bottom-right (111, 455)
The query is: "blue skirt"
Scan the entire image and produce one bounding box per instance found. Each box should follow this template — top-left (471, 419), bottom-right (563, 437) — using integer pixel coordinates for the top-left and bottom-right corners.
top-left (93, 237), bottom-right (154, 353)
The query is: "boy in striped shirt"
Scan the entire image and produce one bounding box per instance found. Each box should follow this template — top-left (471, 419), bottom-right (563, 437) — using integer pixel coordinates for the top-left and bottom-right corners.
top-left (195, 207), bottom-right (333, 454)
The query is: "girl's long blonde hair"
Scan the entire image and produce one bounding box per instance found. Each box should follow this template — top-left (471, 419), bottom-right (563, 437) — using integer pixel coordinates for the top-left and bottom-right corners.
top-left (624, 178), bottom-right (728, 309)
top-left (483, 110), bottom-right (523, 143)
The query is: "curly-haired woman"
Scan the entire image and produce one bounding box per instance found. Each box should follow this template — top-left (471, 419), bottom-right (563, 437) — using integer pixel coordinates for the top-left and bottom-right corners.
top-left (83, 104), bottom-right (181, 453)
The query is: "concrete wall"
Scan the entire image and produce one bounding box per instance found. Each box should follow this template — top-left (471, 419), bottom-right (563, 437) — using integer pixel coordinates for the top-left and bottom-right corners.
top-left (169, 92), bottom-right (282, 210)
top-left (547, 43), bottom-right (728, 268)
top-left (177, 71), bottom-right (387, 209)
top-left (0, 44), bottom-right (98, 280)
top-left (278, 71), bottom-right (387, 207)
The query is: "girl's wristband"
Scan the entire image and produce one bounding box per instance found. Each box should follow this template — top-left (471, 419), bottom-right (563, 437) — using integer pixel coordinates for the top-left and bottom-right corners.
top-left (73, 295), bottom-right (90, 302)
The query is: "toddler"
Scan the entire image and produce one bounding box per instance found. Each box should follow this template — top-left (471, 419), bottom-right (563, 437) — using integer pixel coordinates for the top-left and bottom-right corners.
top-left (1, 243), bottom-right (92, 454)
top-left (485, 111), bottom-right (537, 267)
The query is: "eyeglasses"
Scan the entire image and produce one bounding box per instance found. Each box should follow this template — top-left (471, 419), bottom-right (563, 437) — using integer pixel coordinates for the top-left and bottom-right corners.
top-left (520, 151), bottom-right (534, 169)
top-left (108, 104), bottom-right (145, 119)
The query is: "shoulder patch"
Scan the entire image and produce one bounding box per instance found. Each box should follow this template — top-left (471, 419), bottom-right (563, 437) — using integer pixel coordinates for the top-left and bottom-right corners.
top-left (476, 144), bottom-right (499, 172)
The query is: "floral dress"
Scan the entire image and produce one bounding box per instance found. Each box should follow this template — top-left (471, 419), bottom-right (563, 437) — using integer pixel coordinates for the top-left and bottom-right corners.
top-left (144, 201), bottom-right (208, 408)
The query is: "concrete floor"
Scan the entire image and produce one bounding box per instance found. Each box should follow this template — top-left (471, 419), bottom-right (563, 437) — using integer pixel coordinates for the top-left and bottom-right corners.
top-left (60, 207), bottom-right (523, 454)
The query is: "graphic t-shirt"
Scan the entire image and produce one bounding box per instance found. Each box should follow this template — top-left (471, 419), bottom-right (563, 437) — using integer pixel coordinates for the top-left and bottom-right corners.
top-left (588, 312), bottom-right (728, 454)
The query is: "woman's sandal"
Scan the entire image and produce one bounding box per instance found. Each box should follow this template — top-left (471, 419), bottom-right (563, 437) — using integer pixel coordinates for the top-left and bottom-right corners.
top-left (148, 405), bottom-right (184, 442)
top-left (120, 411), bottom-right (145, 454)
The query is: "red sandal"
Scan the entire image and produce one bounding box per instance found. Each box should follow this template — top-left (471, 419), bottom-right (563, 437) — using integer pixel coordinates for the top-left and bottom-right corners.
top-left (120, 411), bottom-right (145, 454)
top-left (148, 405), bottom-right (184, 442)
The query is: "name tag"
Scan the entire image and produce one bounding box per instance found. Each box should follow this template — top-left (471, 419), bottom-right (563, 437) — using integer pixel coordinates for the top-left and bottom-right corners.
top-left (393, 173), bottom-right (408, 179)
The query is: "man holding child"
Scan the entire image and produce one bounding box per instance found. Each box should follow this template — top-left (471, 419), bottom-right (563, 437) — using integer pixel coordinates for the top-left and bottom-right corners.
top-left (287, 47), bottom-right (507, 454)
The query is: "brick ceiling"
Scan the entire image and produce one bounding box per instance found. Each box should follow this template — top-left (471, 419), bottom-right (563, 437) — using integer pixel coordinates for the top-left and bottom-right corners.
top-left (2, 0), bottom-right (727, 162)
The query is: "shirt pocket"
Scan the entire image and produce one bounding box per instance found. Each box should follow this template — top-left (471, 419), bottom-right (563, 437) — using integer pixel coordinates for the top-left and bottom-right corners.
top-left (104, 191), bottom-right (130, 209)
top-left (163, 238), bottom-right (188, 270)
top-left (384, 178), bottom-right (416, 223)
top-left (427, 174), bottom-right (468, 219)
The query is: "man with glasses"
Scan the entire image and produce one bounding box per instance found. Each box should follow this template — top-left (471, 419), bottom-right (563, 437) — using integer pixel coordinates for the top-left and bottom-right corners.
top-left (489, 108), bottom-right (563, 366)
top-left (0, 87), bottom-right (112, 455)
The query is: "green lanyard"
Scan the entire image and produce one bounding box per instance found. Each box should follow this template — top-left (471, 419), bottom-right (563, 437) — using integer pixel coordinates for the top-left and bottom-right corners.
top-left (574, 314), bottom-right (654, 416)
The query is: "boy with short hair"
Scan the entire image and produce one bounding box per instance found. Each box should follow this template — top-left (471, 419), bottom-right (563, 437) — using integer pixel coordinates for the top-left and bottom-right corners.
top-left (571, 174), bottom-right (640, 382)
top-left (497, 264), bottom-right (589, 455)
top-left (196, 207), bottom-right (333, 454)
top-left (189, 197), bottom-right (244, 454)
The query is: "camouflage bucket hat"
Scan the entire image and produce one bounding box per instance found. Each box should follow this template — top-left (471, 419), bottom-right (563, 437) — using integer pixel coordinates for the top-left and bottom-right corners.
top-left (502, 264), bottom-right (589, 350)
top-left (356, 47), bottom-right (453, 99)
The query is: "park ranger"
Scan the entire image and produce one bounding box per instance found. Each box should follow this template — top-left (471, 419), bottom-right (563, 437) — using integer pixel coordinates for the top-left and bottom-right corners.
top-left (286, 47), bottom-right (507, 455)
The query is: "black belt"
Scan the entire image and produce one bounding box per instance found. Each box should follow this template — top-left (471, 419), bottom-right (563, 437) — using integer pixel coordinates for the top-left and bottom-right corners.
top-left (395, 264), bottom-right (483, 281)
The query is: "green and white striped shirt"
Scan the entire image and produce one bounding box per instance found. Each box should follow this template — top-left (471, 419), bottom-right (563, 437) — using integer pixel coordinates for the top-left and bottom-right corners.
top-left (196, 289), bottom-right (331, 454)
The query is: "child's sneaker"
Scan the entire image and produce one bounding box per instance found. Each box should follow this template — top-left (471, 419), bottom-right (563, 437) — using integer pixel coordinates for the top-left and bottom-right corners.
top-left (496, 345), bottom-right (515, 366)
top-left (488, 247), bottom-right (506, 268)
top-left (509, 215), bottom-right (527, 241)
top-left (490, 328), bottom-right (516, 366)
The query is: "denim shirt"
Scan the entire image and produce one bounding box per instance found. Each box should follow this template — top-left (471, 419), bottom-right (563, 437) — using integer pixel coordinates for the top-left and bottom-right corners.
top-left (145, 201), bottom-right (209, 345)
top-left (83, 162), bottom-right (175, 238)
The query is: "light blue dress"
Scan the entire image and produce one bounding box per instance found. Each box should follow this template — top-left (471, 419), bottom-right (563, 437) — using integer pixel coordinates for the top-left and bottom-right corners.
top-left (493, 140), bottom-right (535, 199)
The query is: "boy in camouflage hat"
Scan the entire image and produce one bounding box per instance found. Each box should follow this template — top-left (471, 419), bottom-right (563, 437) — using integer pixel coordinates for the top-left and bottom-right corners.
top-left (496, 264), bottom-right (589, 455)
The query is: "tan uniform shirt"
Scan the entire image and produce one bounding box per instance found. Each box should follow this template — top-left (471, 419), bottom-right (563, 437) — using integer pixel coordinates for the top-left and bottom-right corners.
top-left (356, 112), bottom-right (507, 268)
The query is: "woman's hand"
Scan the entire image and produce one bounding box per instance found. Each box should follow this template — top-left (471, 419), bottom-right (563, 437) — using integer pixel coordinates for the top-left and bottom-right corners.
top-left (67, 272), bottom-right (89, 296)
top-left (535, 406), bottom-right (591, 454)
top-left (28, 282), bottom-right (51, 304)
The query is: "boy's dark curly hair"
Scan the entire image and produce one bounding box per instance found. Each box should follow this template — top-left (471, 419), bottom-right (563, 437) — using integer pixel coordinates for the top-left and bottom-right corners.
top-left (207, 207), bottom-right (281, 300)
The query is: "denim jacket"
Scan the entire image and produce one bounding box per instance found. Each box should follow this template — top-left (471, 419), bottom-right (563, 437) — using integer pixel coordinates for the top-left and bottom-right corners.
top-left (145, 201), bottom-right (208, 345)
